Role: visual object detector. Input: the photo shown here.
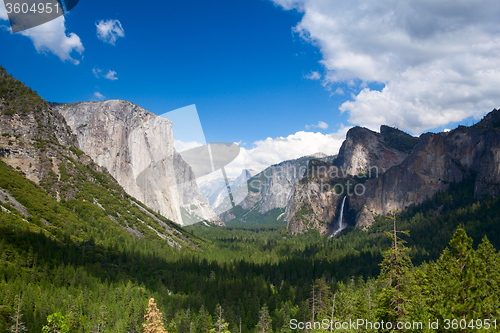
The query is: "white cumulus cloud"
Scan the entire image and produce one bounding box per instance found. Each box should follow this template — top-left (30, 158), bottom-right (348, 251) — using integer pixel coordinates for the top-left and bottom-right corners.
top-left (304, 71), bottom-right (321, 80)
top-left (236, 126), bottom-right (350, 174)
top-left (272, 0), bottom-right (500, 134)
top-left (104, 70), bottom-right (118, 80)
top-left (18, 16), bottom-right (83, 65)
top-left (96, 19), bottom-right (124, 45)
top-left (306, 121), bottom-right (328, 130)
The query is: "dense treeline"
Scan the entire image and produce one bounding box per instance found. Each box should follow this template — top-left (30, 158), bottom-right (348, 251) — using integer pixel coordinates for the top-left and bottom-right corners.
top-left (2, 210), bottom-right (499, 332)
top-left (1, 170), bottom-right (500, 331)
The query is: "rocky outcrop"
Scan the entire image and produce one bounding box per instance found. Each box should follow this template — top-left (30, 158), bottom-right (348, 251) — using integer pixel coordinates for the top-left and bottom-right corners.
top-left (258, 158), bottom-right (311, 214)
top-left (220, 153), bottom-right (331, 223)
top-left (285, 178), bottom-right (344, 235)
top-left (286, 126), bottom-right (416, 235)
top-left (56, 100), bottom-right (223, 226)
top-left (335, 126), bottom-right (415, 177)
top-left (354, 206), bottom-right (376, 231)
top-left (0, 74), bottom-right (88, 192)
top-left (362, 113), bottom-right (500, 217)
top-left (286, 109), bottom-right (500, 234)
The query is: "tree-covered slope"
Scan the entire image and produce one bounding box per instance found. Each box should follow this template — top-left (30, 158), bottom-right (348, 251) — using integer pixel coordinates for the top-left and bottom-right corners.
top-left (1, 66), bottom-right (499, 332)
top-left (0, 66), bottom-right (198, 250)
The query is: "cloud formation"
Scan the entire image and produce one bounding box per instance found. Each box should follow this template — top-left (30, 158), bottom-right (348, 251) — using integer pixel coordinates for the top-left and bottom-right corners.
top-left (174, 140), bottom-right (204, 152)
top-left (5, 15), bottom-right (84, 64)
top-left (96, 19), bottom-right (124, 45)
top-left (236, 126), bottom-right (350, 174)
top-left (104, 70), bottom-right (118, 80)
top-left (93, 92), bottom-right (105, 100)
top-left (93, 67), bottom-right (118, 80)
top-left (304, 71), bottom-right (321, 80)
top-left (92, 67), bottom-right (101, 78)
top-left (173, 127), bottom-right (349, 176)
top-left (272, 0), bottom-right (500, 134)
top-left (305, 121), bottom-right (328, 130)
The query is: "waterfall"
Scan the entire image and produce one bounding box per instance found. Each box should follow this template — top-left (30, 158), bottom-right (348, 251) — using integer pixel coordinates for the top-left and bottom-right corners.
top-left (330, 196), bottom-right (347, 238)
top-left (338, 196), bottom-right (346, 231)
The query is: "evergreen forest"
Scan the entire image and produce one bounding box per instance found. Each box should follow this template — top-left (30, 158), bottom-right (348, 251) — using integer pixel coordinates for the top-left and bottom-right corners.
top-left (1, 157), bottom-right (500, 332)
top-left (0, 66), bottom-right (499, 332)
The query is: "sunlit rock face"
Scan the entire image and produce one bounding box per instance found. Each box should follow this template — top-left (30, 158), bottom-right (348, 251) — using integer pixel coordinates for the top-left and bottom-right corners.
top-left (363, 111), bottom-right (500, 218)
top-left (286, 110), bottom-right (500, 233)
top-left (57, 100), bottom-right (223, 226)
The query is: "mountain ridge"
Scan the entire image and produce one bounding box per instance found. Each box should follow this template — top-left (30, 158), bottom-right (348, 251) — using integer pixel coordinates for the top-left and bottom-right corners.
top-left (285, 110), bottom-right (500, 235)
top-left (0, 66), bottom-right (200, 248)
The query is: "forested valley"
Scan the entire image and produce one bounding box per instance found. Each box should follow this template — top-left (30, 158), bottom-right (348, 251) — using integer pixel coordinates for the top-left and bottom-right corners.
top-left (1, 160), bottom-right (500, 332)
top-left (1, 66), bottom-right (499, 332)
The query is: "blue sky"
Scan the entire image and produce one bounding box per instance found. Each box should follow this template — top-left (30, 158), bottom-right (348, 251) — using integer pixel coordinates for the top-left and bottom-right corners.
top-left (1, 0), bottom-right (500, 172)
top-left (0, 0), bottom-right (347, 143)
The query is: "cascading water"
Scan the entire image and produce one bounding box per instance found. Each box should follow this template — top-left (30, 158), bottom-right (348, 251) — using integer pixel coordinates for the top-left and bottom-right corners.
top-left (330, 196), bottom-right (347, 237)
top-left (338, 196), bottom-right (346, 231)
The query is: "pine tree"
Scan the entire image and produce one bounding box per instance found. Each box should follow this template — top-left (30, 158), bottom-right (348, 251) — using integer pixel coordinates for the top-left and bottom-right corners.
top-left (255, 304), bottom-right (272, 333)
top-left (210, 304), bottom-right (230, 333)
top-left (309, 279), bottom-right (332, 322)
top-left (9, 292), bottom-right (27, 333)
top-left (475, 236), bottom-right (500, 318)
top-left (274, 301), bottom-right (298, 333)
top-left (197, 305), bottom-right (213, 333)
top-left (430, 227), bottom-right (495, 328)
top-left (376, 211), bottom-right (413, 331)
top-left (143, 298), bottom-right (168, 333)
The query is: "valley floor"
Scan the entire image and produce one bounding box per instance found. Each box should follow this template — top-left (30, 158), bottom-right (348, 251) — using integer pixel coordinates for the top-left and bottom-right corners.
top-left (1, 176), bottom-right (500, 332)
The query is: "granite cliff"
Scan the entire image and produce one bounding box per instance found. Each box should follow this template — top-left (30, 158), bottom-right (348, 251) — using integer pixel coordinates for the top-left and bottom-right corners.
top-left (286, 126), bottom-right (416, 235)
top-left (0, 67), bottom-right (199, 247)
top-left (336, 125), bottom-right (417, 176)
top-left (285, 111), bottom-right (500, 235)
top-left (361, 111), bottom-right (500, 218)
top-left (56, 100), bottom-right (223, 226)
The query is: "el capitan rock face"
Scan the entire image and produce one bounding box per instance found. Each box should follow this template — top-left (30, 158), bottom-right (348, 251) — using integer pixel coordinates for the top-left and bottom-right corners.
top-left (56, 100), bottom-right (223, 226)
top-left (0, 67), bottom-right (199, 248)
